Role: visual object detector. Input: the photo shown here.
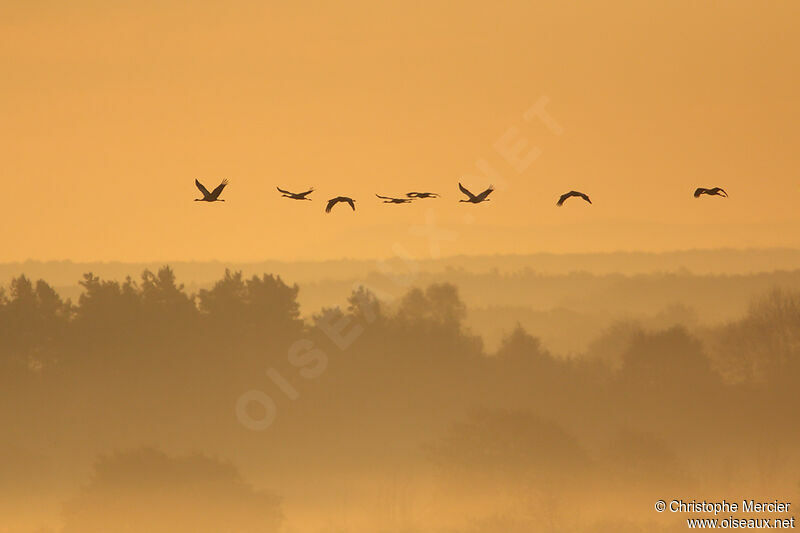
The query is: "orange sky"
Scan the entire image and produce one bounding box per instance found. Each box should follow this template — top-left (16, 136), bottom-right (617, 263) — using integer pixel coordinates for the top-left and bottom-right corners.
top-left (1, 1), bottom-right (798, 262)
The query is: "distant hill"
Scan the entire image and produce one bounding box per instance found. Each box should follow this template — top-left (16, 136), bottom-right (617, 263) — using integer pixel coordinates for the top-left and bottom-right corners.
top-left (2, 248), bottom-right (800, 288)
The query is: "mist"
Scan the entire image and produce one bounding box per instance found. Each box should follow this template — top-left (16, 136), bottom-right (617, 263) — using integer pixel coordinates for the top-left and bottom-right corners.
top-left (2, 250), bottom-right (798, 532)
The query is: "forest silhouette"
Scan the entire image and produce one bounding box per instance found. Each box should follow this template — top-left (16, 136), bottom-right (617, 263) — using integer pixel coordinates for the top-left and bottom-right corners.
top-left (1, 266), bottom-right (799, 532)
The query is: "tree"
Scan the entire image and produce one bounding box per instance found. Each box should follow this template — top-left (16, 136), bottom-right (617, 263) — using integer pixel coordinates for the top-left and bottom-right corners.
top-left (428, 409), bottom-right (589, 484)
top-left (139, 266), bottom-right (195, 320)
top-left (619, 326), bottom-right (718, 392)
top-left (713, 289), bottom-right (800, 385)
top-left (196, 270), bottom-right (301, 335)
top-left (245, 273), bottom-right (301, 325)
top-left (196, 269), bottom-right (247, 318)
top-left (76, 273), bottom-right (141, 324)
top-left (0, 275), bottom-right (71, 368)
top-left (347, 285), bottom-right (383, 325)
top-left (74, 273), bottom-right (142, 348)
top-left (496, 324), bottom-right (549, 363)
top-left (62, 448), bottom-right (282, 533)
top-left (396, 283), bottom-right (466, 328)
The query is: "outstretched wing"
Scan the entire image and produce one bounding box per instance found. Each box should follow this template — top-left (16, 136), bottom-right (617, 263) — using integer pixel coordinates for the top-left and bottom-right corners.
top-left (277, 186), bottom-right (292, 195)
top-left (556, 192), bottom-right (570, 206)
top-left (345, 198), bottom-right (355, 211)
top-left (475, 186), bottom-right (494, 201)
top-left (458, 182), bottom-right (476, 200)
top-left (579, 192), bottom-right (592, 204)
top-left (325, 198), bottom-right (337, 213)
top-left (376, 194), bottom-right (391, 200)
top-left (693, 187), bottom-right (706, 198)
top-left (298, 188), bottom-right (314, 197)
top-left (715, 187), bottom-right (728, 197)
top-left (195, 179), bottom-right (211, 198)
top-left (209, 179), bottom-right (228, 200)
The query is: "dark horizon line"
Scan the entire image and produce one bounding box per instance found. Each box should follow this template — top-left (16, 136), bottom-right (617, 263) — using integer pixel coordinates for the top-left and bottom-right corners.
top-left (2, 246), bottom-right (800, 267)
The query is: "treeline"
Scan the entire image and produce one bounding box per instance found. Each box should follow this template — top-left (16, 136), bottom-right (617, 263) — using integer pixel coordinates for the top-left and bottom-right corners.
top-left (1, 267), bottom-right (799, 532)
top-left (2, 266), bottom-right (798, 386)
top-left (0, 268), bottom-right (302, 369)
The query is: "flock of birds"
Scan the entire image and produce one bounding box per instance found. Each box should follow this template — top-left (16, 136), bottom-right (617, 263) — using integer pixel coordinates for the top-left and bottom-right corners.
top-left (194, 179), bottom-right (728, 212)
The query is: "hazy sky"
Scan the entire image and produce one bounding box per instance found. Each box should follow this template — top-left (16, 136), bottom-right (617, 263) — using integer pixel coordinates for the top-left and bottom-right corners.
top-left (1, 1), bottom-right (798, 262)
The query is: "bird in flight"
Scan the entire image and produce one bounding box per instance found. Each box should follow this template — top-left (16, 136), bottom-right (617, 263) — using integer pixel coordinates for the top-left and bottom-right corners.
top-left (694, 187), bottom-right (728, 198)
top-left (277, 187), bottom-right (314, 200)
top-left (458, 183), bottom-right (494, 203)
top-left (376, 194), bottom-right (413, 204)
top-left (326, 196), bottom-right (356, 213)
top-left (406, 192), bottom-right (440, 199)
top-left (557, 190), bottom-right (592, 206)
top-left (195, 179), bottom-right (228, 202)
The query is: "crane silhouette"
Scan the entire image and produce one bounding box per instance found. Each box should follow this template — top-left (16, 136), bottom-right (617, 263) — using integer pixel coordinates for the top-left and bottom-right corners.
top-left (458, 183), bottom-right (494, 203)
top-left (195, 179), bottom-right (228, 202)
top-left (557, 190), bottom-right (592, 206)
top-left (406, 192), bottom-right (440, 199)
top-left (326, 196), bottom-right (356, 213)
top-left (694, 187), bottom-right (728, 198)
top-left (277, 187), bottom-right (314, 200)
top-left (376, 194), bottom-right (413, 204)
